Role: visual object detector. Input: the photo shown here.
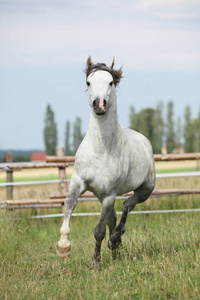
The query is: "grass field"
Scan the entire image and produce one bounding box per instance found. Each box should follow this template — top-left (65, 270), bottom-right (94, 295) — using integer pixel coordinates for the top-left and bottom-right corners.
top-left (0, 200), bottom-right (200, 299)
top-left (0, 161), bottom-right (200, 299)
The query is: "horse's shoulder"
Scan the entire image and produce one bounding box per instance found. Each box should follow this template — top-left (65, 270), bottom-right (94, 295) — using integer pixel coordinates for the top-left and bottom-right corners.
top-left (122, 127), bottom-right (146, 140)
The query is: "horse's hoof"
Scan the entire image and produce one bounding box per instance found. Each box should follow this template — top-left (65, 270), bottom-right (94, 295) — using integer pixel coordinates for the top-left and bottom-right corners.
top-left (90, 255), bottom-right (101, 270)
top-left (108, 239), bottom-right (121, 250)
top-left (90, 260), bottom-right (99, 270)
top-left (108, 240), bottom-right (116, 250)
top-left (108, 240), bottom-right (113, 250)
top-left (56, 243), bottom-right (71, 258)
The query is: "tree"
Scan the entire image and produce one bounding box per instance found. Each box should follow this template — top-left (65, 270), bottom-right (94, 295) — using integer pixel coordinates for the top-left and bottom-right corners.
top-left (137, 108), bottom-right (155, 143)
top-left (184, 106), bottom-right (194, 152)
top-left (166, 101), bottom-right (175, 153)
top-left (175, 116), bottom-right (182, 152)
top-left (129, 106), bottom-right (138, 130)
top-left (152, 101), bottom-right (164, 153)
top-left (129, 105), bottom-right (164, 154)
top-left (73, 117), bottom-right (84, 154)
top-left (192, 108), bottom-right (200, 153)
top-left (129, 107), bottom-right (155, 141)
top-left (65, 121), bottom-right (72, 155)
top-left (43, 104), bottom-right (57, 155)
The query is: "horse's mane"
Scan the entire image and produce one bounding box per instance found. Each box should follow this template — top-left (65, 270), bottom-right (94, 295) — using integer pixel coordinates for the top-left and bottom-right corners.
top-left (85, 63), bottom-right (123, 87)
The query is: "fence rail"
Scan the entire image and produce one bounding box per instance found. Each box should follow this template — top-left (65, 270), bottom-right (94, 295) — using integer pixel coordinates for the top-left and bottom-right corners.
top-left (28, 208), bottom-right (200, 219)
top-left (0, 150), bottom-right (200, 212)
top-left (0, 162), bottom-right (69, 169)
top-left (45, 153), bottom-right (200, 163)
top-left (0, 179), bottom-right (70, 187)
top-left (1, 171), bottom-right (200, 187)
top-left (1, 153), bottom-right (199, 171)
top-left (1, 187), bottom-right (200, 205)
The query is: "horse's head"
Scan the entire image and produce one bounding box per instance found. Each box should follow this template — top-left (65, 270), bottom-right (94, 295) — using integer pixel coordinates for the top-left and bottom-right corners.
top-left (85, 56), bottom-right (123, 115)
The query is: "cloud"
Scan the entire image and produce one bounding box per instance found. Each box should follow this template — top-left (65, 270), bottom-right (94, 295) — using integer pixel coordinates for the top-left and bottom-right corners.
top-left (0, 0), bottom-right (200, 71)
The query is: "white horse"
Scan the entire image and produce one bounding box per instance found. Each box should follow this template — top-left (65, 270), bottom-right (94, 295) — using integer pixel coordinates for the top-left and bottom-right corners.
top-left (57, 56), bottom-right (155, 269)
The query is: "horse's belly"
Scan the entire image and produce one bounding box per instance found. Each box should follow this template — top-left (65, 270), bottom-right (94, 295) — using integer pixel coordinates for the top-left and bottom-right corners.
top-left (80, 160), bottom-right (148, 199)
top-left (117, 174), bottom-right (146, 195)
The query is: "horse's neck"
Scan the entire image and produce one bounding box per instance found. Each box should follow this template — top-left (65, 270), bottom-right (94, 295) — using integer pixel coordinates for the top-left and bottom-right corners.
top-left (87, 96), bottom-right (120, 152)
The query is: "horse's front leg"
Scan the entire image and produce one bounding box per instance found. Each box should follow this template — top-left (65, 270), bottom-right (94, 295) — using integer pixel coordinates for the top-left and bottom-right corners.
top-left (57, 180), bottom-right (85, 258)
top-left (90, 195), bottom-right (116, 270)
top-left (56, 193), bottom-right (77, 258)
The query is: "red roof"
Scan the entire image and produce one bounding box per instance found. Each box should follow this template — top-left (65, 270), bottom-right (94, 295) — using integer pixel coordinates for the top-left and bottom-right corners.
top-left (31, 152), bottom-right (46, 161)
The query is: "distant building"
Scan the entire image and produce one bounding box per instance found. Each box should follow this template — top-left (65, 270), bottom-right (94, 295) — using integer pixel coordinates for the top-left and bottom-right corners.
top-left (173, 144), bottom-right (184, 154)
top-left (161, 146), bottom-right (167, 155)
top-left (6, 151), bottom-right (13, 162)
top-left (31, 152), bottom-right (46, 162)
top-left (161, 145), bottom-right (184, 155)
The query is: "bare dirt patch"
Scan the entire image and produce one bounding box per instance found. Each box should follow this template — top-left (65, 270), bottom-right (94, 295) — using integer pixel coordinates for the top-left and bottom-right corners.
top-left (0, 166), bottom-right (74, 181)
top-left (155, 160), bottom-right (198, 170)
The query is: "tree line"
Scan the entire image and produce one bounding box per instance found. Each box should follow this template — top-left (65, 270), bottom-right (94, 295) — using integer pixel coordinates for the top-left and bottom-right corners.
top-left (129, 100), bottom-right (200, 154)
top-left (44, 104), bottom-right (84, 156)
top-left (44, 101), bottom-right (200, 155)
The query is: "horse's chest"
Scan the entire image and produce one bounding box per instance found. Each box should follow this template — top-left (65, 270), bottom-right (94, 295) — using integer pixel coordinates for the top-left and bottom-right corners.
top-left (79, 156), bottom-right (122, 194)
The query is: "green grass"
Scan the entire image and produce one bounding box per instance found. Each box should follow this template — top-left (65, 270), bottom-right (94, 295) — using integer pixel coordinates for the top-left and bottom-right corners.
top-left (13, 174), bottom-right (60, 182)
top-left (1, 196), bottom-right (200, 299)
top-left (156, 167), bottom-right (198, 174)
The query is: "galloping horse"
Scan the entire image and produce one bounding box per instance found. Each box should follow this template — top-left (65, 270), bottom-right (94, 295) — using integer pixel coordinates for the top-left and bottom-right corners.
top-left (57, 56), bottom-right (155, 269)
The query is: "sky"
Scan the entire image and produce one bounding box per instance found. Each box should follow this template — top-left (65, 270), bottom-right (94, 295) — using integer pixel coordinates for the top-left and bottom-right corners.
top-left (0, 0), bottom-right (200, 150)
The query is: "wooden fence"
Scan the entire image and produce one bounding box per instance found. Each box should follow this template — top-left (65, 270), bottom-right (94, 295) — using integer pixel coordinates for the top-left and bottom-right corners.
top-left (46, 152), bottom-right (200, 163)
top-left (1, 189), bottom-right (200, 210)
top-left (0, 148), bottom-right (69, 200)
top-left (0, 149), bottom-right (200, 211)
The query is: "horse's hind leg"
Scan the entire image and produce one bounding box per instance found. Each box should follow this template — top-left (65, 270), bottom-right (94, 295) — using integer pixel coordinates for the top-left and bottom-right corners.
top-left (108, 180), bottom-right (154, 250)
top-left (90, 195), bottom-right (115, 269)
top-left (107, 207), bottom-right (117, 238)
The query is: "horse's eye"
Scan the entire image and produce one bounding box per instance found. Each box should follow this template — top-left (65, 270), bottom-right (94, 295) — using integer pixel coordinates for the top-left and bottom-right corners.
top-left (110, 81), bottom-right (114, 86)
top-left (86, 81), bottom-right (90, 87)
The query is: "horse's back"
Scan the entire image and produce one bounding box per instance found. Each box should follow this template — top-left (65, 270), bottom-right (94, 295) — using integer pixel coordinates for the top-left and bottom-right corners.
top-left (122, 127), bottom-right (154, 159)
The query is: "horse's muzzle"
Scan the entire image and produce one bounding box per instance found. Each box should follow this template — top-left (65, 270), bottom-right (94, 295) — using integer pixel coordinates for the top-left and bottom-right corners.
top-left (93, 97), bottom-right (107, 115)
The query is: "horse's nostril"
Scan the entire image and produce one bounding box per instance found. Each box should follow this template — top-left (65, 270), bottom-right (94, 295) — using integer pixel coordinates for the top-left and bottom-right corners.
top-left (93, 98), bottom-right (99, 110)
top-left (92, 98), bottom-right (107, 115)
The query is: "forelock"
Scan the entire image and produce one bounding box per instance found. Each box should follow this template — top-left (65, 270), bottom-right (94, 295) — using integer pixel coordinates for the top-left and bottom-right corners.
top-left (84, 63), bottom-right (123, 86)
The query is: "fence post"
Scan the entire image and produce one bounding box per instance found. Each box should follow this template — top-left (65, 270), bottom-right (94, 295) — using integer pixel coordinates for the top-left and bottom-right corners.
top-left (57, 147), bottom-right (68, 214)
top-left (6, 170), bottom-right (13, 200)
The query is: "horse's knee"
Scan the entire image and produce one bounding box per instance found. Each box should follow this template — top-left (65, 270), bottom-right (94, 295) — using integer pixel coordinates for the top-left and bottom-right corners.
top-left (94, 225), bottom-right (106, 243)
top-left (107, 208), bottom-right (117, 230)
top-left (122, 196), bottom-right (136, 212)
top-left (64, 194), bottom-right (78, 211)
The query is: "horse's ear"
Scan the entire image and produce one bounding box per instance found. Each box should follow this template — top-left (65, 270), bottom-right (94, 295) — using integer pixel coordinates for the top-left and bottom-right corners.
top-left (87, 56), bottom-right (94, 68)
top-left (118, 65), bottom-right (123, 77)
top-left (107, 57), bottom-right (115, 69)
